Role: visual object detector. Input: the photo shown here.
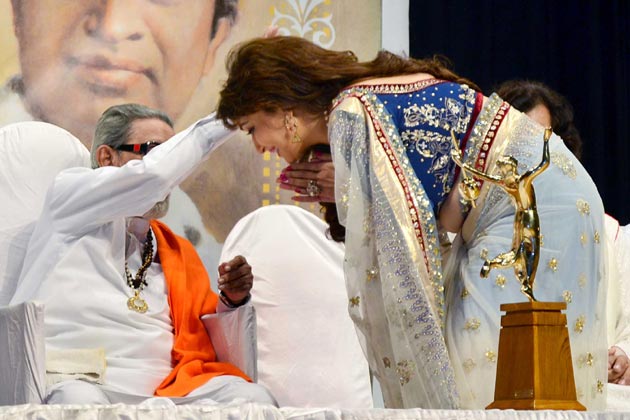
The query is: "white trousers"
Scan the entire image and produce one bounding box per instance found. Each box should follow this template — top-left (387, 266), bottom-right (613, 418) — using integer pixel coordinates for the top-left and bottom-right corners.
top-left (46, 375), bottom-right (277, 406)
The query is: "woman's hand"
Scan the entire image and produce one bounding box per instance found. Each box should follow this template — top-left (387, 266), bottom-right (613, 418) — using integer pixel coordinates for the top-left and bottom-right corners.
top-left (608, 346), bottom-right (630, 385)
top-left (277, 152), bottom-right (336, 202)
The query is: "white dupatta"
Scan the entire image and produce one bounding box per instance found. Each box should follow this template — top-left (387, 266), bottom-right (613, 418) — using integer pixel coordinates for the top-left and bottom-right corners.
top-left (329, 88), bottom-right (459, 409)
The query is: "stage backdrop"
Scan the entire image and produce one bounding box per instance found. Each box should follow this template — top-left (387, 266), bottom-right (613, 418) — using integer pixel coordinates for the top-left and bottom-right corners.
top-left (0, 0), bottom-right (382, 274)
top-left (409, 0), bottom-right (630, 225)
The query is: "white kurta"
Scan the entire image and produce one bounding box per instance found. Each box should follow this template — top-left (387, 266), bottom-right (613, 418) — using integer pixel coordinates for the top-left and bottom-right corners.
top-left (10, 115), bottom-right (234, 396)
top-left (0, 77), bottom-right (221, 274)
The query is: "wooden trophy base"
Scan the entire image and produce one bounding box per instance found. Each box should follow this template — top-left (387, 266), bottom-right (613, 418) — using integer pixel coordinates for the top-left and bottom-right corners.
top-left (486, 301), bottom-right (586, 411)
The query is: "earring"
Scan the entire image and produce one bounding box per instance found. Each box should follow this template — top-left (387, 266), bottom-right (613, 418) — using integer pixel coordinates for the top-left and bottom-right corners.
top-left (284, 113), bottom-right (302, 144)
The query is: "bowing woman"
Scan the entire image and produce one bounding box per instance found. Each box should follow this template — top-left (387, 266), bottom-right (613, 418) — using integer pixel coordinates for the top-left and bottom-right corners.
top-left (216, 36), bottom-right (607, 410)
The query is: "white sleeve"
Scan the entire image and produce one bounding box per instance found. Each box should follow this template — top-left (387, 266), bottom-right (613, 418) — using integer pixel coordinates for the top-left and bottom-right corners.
top-left (47, 114), bottom-right (234, 236)
top-left (614, 224), bottom-right (630, 355)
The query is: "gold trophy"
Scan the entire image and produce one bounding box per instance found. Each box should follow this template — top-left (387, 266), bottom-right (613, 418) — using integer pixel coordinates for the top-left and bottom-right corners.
top-left (451, 129), bottom-right (585, 410)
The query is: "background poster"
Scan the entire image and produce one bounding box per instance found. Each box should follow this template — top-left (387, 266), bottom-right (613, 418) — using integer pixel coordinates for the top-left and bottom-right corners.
top-left (0, 0), bottom-right (382, 276)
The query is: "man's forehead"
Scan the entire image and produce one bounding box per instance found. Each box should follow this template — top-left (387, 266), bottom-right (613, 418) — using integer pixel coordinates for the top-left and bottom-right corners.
top-left (126, 118), bottom-right (174, 143)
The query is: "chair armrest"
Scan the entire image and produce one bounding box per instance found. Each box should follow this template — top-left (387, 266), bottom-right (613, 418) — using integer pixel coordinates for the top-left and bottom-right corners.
top-left (201, 304), bottom-right (258, 382)
top-left (0, 301), bottom-right (46, 404)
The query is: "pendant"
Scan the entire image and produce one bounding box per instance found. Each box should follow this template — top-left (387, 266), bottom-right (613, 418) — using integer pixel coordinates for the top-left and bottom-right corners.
top-left (127, 291), bottom-right (148, 313)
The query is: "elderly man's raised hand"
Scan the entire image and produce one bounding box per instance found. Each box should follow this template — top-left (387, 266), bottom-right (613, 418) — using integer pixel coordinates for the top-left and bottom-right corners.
top-left (608, 346), bottom-right (630, 385)
top-left (262, 25), bottom-right (280, 38)
top-left (217, 255), bottom-right (253, 306)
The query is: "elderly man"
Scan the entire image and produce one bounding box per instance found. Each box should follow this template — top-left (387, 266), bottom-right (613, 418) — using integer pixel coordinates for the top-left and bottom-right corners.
top-left (10, 104), bottom-right (275, 405)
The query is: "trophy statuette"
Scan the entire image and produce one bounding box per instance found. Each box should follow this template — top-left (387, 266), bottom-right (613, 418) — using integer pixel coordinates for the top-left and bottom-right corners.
top-left (450, 128), bottom-right (585, 410)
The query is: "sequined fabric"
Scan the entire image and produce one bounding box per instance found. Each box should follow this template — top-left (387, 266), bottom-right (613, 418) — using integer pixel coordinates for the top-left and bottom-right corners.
top-left (329, 79), bottom-right (462, 409)
top-left (375, 81), bottom-right (477, 211)
top-left (444, 99), bottom-right (607, 409)
top-left (329, 80), bottom-right (607, 410)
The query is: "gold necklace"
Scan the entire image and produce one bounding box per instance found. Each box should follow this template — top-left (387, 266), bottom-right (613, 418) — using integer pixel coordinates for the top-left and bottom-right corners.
top-left (125, 229), bottom-right (154, 313)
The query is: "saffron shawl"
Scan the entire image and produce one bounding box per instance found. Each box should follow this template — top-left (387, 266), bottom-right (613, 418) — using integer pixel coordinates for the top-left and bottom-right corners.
top-left (151, 220), bottom-right (250, 397)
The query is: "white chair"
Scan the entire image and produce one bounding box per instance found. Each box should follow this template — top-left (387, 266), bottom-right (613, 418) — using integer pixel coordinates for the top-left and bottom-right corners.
top-left (0, 122), bottom-right (90, 404)
top-left (0, 301), bottom-right (257, 405)
top-left (202, 304), bottom-right (258, 383)
top-left (0, 122), bottom-right (91, 305)
top-left (221, 205), bottom-right (373, 409)
top-left (0, 301), bottom-right (46, 404)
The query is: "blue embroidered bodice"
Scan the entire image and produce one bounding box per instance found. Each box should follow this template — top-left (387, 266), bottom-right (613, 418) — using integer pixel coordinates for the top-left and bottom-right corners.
top-left (375, 81), bottom-right (477, 211)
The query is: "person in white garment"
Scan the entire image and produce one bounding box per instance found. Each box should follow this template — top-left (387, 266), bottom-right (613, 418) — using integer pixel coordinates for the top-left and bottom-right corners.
top-left (0, 122), bottom-right (91, 305)
top-left (604, 218), bottom-right (630, 386)
top-left (10, 104), bottom-right (276, 405)
top-left (221, 205), bottom-right (374, 408)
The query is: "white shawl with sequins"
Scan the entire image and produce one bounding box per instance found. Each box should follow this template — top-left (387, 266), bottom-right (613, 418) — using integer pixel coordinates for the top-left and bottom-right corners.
top-left (330, 90), bottom-right (458, 409)
top-left (329, 88), bottom-right (608, 410)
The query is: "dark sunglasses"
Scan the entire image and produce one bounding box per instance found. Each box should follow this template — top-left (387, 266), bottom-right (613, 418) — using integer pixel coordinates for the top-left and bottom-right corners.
top-left (115, 141), bottom-right (161, 156)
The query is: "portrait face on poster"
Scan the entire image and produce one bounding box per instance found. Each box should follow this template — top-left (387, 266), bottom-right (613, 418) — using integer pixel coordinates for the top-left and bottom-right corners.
top-left (9, 0), bottom-right (235, 144)
top-left (0, 0), bottom-right (381, 271)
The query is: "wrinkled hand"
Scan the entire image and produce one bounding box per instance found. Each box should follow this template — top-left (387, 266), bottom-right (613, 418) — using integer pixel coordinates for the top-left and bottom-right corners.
top-left (218, 255), bottom-right (253, 305)
top-left (277, 152), bottom-right (336, 203)
top-left (608, 346), bottom-right (630, 385)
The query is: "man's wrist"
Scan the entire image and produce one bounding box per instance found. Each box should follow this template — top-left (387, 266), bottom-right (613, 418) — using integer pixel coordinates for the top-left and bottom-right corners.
top-left (219, 291), bottom-right (251, 308)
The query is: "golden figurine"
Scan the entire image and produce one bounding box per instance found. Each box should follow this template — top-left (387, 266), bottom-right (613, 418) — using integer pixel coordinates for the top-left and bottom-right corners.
top-left (450, 128), bottom-right (552, 301)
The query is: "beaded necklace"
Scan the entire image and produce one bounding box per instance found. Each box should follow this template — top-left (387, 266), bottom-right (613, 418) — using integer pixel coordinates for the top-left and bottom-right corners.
top-left (126, 229), bottom-right (154, 313)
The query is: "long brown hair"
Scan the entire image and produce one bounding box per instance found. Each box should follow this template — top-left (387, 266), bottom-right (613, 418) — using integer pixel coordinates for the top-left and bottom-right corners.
top-left (217, 36), bottom-right (477, 127)
top-left (217, 36), bottom-right (478, 242)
